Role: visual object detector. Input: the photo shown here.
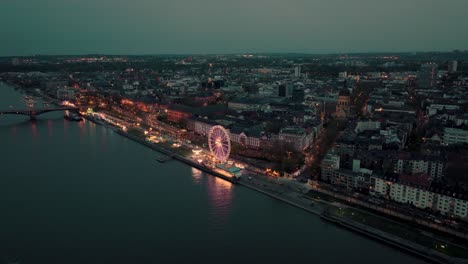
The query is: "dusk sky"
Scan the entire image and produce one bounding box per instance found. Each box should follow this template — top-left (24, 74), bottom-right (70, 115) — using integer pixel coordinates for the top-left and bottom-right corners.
top-left (1, 0), bottom-right (467, 56)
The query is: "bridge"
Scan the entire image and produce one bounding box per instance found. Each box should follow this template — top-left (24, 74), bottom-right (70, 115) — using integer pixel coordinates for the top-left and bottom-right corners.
top-left (0, 106), bottom-right (80, 120)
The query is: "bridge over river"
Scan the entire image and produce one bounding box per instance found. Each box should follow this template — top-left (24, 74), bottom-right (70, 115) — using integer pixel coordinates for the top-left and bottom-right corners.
top-left (0, 106), bottom-right (80, 120)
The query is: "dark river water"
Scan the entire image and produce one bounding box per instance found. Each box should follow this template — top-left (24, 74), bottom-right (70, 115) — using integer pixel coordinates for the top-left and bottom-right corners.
top-left (0, 82), bottom-right (428, 264)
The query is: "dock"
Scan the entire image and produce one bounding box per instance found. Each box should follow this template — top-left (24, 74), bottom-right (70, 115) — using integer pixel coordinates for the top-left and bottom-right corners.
top-left (155, 155), bottom-right (173, 163)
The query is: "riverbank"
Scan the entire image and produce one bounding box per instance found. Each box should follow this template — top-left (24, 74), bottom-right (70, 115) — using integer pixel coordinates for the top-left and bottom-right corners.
top-left (320, 213), bottom-right (467, 264)
top-left (109, 121), bottom-right (467, 264)
top-left (238, 176), bottom-right (467, 264)
top-left (309, 184), bottom-right (468, 241)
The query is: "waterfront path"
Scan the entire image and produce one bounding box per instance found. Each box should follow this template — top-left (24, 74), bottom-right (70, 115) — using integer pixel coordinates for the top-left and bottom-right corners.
top-left (87, 112), bottom-right (468, 264)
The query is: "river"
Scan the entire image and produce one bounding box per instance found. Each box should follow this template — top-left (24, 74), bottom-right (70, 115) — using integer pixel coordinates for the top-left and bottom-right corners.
top-left (0, 82), bottom-right (428, 264)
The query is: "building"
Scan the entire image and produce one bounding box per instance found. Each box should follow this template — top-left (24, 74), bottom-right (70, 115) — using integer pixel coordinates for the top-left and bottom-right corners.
top-left (371, 174), bottom-right (434, 208)
top-left (187, 117), bottom-right (216, 135)
top-left (43, 80), bottom-right (68, 90)
top-left (278, 84), bottom-right (293, 98)
top-left (380, 127), bottom-right (409, 149)
top-left (448, 60), bottom-right (458, 73)
top-left (427, 104), bottom-right (460, 116)
top-left (292, 88), bottom-right (305, 102)
top-left (229, 122), bottom-right (265, 149)
top-left (395, 156), bottom-right (446, 181)
top-left (371, 175), bottom-right (468, 219)
top-left (294, 65), bottom-right (301, 78)
top-left (122, 81), bottom-right (134, 90)
top-left (355, 120), bottom-right (381, 133)
top-left (330, 169), bottom-right (370, 191)
top-left (167, 104), bottom-right (226, 123)
top-left (436, 194), bottom-right (468, 217)
top-left (418, 63), bottom-right (438, 88)
top-left (187, 118), bottom-right (265, 149)
top-left (215, 164), bottom-right (242, 179)
top-left (56, 87), bottom-right (77, 100)
top-left (228, 97), bottom-right (269, 111)
top-left (278, 126), bottom-right (313, 151)
top-left (321, 152), bottom-right (340, 181)
top-left (338, 71), bottom-right (348, 78)
top-left (444, 127), bottom-right (468, 145)
top-left (335, 88), bottom-right (350, 119)
top-left (321, 150), bottom-right (371, 190)
top-left (167, 105), bottom-right (193, 123)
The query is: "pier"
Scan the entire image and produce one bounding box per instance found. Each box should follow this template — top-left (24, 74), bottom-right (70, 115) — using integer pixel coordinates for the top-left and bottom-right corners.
top-left (155, 155), bottom-right (173, 163)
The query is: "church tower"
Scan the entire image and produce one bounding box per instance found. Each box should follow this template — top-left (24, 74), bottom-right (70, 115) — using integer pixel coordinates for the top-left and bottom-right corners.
top-left (336, 88), bottom-right (350, 119)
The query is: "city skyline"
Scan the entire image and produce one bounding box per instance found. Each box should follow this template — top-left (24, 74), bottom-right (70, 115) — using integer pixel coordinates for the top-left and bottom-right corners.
top-left (2, 1), bottom-right (468, 263)
top-left (1, 0), bottom-right (468, 56)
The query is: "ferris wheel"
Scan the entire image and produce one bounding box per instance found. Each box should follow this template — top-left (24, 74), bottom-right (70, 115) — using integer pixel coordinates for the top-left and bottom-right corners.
top-left (208, 125), bottom-right (231, 162)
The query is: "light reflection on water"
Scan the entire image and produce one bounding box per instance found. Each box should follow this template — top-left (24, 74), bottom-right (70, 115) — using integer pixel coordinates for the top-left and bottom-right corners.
top-left (207, 176), bottom-right (233, 227)
top-left (191, 166), bottom-right (234, 226)
top-left (30, 121), bottom-right (37, 138)
top-left (191, 167), bottom-right (202, 184)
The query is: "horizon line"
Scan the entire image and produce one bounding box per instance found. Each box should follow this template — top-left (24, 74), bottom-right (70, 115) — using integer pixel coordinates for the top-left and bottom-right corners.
top-left (1, 49), bottom-right (467, 58)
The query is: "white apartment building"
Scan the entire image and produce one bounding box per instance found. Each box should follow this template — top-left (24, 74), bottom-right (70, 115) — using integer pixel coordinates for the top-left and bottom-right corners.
top-left (436, 194), bottom-right (468, 217)
top-left (427, 104), bottom-right (460, 116)
top-left (187, 118), bottom-right (216, 136)
top-left (355, 120), bottom-right (381, 133)
top-left (230, 132), bottom-right (260, 148)
top-left (279, 127), bottom-right (314, 151)
top-left (395, 158), bottom-right (446, 181)
top-left (444, 127), bottom-right (468, 145)
top-left (371, 176), bottom-right (468, 219)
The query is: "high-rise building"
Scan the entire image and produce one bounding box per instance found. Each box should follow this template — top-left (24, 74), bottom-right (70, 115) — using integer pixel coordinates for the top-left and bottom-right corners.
top-left (292, 87), bottom-right (305, 102)
top-left (448, 60), bottom-right (458, 73)
top-left (278, 84), bottom-right (293, 97)
top-left (418, 63), bottom-right (438, 88)
top-left (294, 65), bottom-right (301, 78)
top-left (407, 77), bottom-right (416, 88)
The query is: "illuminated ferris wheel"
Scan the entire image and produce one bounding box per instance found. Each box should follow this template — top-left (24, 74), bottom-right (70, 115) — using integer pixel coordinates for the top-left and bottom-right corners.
top-left (208, 125), bottom-right (231, 163)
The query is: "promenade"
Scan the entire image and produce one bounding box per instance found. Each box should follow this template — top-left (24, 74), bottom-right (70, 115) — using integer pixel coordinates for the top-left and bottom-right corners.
top-left (109, 123), bottom-right (467, 264)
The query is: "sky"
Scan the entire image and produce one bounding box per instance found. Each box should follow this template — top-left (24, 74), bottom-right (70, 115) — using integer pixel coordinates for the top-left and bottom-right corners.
top-left (1, 0), bottom-right (467, 56)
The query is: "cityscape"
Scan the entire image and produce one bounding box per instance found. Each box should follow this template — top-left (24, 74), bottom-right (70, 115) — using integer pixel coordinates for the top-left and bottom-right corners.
top-left (1, 1), bottom-right (468, 264)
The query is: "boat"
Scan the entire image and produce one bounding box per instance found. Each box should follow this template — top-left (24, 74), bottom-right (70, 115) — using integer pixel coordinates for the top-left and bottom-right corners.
top-left (64, 113), bottom-right (83, 121)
